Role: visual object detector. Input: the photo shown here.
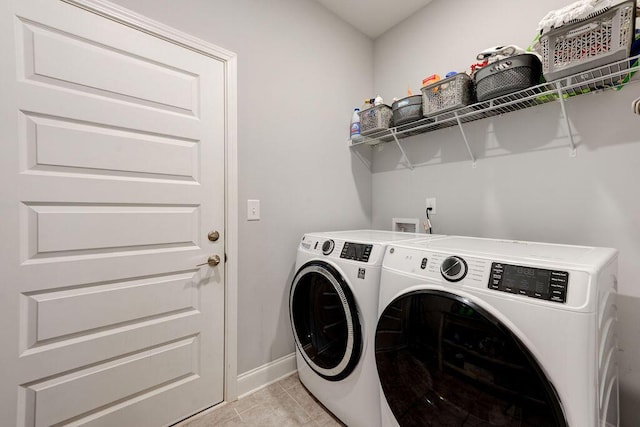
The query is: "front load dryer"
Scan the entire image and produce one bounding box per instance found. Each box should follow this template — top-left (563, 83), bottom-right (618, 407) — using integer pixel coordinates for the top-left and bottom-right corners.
top-left (375, 236), bottom-right (619, 427)
top-left (290, 230), bottom-right (446, 427)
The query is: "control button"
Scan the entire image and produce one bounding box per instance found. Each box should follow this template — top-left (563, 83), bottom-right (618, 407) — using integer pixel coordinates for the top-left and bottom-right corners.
top-left (488, 262), bottom-right (504, 290)
top-left (420, 258), bottom-right (428, 269)
top-left (550, 287), bottom-right (567, 303)
top-left (441, 256), bottom-right (468, 282)
top-left (322, 240), bottom-right (335, 255)
top-left (533, 292), bottom-right (544, 299)
top-left (363, 246), bottom-right (372, 261)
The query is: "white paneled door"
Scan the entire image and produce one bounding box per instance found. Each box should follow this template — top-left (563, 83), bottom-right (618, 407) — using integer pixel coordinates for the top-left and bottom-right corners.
top-left (0, 1), bottom-right (227, 426)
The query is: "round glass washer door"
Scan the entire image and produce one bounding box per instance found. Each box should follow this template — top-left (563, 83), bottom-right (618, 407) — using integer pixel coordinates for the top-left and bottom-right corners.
top-left (290, 261), bottom-right (362, 381)
top-left (375, 290), bottom-right (567, 426)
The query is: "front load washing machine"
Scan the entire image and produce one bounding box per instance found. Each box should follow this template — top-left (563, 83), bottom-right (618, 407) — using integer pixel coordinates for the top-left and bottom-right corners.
top-left (375, 236), bottom-right (619, 427)
top-left (289, 230), bottom-right (446, 427)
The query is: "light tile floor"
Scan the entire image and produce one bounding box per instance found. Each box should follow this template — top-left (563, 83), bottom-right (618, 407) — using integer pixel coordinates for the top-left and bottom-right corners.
top-left (175, 373), bottom-right (346, 426)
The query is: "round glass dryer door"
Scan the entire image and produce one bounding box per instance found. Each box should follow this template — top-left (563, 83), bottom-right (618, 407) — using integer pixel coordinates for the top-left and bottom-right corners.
top-left (375, 290), bottom-right (567, 426)
top-left (290, 261), bottom-right (362, 381)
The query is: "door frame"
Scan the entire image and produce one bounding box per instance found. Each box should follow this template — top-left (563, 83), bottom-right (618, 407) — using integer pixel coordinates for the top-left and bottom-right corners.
top-left (62, 0), bottom-right (239, 401)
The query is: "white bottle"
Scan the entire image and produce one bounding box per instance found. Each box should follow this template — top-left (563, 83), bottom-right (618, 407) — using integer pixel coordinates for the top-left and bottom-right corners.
top-left (350, 108), bottom-right (363, 142)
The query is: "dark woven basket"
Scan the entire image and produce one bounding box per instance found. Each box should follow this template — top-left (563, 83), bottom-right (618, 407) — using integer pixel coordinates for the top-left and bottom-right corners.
top-left (392, 95), bottom-right (423, 126)
top-left (474, 54), bottom-right (542, 101)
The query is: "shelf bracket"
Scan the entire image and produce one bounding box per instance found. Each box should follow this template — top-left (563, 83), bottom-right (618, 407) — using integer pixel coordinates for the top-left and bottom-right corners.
top-left (390, 130), bottom-right (414, 170)
top-left (454, 112), bottom-right (477, 168)
top-left (351, 145), bottom-right (372, 170)
top-left (556, 88), bottom-right (577, 157)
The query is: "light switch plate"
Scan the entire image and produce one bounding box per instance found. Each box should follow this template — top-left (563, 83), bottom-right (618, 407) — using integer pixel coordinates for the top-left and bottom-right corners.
top-left (247, 199), bottom-right (260, 221)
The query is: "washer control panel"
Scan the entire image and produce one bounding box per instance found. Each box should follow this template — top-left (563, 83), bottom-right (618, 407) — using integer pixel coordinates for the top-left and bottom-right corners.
top-left (489, 262), bottom-right (569, 303)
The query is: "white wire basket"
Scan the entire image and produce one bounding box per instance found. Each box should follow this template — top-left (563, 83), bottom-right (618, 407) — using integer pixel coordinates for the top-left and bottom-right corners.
top-left (537, 0), bottom-right (635, 81)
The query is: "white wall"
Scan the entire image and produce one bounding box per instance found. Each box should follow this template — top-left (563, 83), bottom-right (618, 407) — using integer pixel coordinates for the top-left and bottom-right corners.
top-left (371, 0), bottom-right (640, 425)
top-left (108, 0), bottom-right (374, 375)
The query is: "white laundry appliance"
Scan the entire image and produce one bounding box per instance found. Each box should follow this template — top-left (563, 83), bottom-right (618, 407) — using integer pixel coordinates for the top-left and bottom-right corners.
top-left (289, 230), bottom-right (446, 427)
top-left (375, 236), bottom-right (619, 427)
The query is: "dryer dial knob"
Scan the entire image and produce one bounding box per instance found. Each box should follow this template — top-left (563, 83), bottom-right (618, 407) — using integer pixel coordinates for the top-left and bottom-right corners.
top-left (441, 256), bottom-right (468, 282)
top-left (322, 239), bottom-right (335, 255)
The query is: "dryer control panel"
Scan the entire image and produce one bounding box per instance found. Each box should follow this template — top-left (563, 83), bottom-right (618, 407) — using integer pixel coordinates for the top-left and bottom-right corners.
top-left (489, 262), bottom-right (568, 303)
top-left (340, 242), bottom-right (373, 262)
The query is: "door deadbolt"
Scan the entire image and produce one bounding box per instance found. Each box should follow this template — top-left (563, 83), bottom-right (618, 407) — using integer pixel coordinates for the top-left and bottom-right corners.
top-left (196, 255), bottom-right (221, 267)
top-left (208, 230), bottom-right (220, 242)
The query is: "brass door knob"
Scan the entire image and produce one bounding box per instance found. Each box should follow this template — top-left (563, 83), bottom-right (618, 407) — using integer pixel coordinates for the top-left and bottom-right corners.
top-left (208, 230), bottom-right (220, 242)
top-left (196, 255), bottom-right (221, 267)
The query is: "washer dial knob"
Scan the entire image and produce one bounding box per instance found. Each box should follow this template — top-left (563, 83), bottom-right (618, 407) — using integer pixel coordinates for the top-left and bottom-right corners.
top-left (440, 256), bottom-right (467, 282)
top-left (322, 239), bottom-right (335, 255)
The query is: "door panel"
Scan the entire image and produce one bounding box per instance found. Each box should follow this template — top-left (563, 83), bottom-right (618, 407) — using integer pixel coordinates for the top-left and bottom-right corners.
top-left (24, 113), bottom-right (199, 181)
top-left (23, 337), bottom-right (199, 427)
top-left (1, 0), bottom-right (226, 425)
top-left (25, 271), bottom-right (198, 344)
top-left (23, 22), bottom-right (197, 113)
top-left (25, 204), bottom-right (199, 256)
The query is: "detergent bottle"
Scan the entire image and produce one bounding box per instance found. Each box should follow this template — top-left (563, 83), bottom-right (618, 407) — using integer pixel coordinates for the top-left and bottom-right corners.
top-left (350, 108), bottom-right (363, 143)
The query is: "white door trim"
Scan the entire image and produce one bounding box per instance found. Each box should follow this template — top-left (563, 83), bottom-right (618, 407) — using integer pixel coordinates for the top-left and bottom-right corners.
top-left (62, 0), bottom-right (239, 402)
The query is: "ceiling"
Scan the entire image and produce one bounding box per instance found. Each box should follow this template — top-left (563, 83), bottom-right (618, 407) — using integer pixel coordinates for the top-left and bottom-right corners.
top-left (314, 0), bottom-right (433, 39)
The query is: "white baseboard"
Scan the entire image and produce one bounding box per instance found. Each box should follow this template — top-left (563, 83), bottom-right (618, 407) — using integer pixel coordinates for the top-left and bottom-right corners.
top-left (236, 352), bottom-right (297, 398)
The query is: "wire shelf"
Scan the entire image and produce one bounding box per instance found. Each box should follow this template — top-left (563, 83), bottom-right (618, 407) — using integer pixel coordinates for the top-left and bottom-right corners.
top-left (350, 54), bottom-right (640, 153)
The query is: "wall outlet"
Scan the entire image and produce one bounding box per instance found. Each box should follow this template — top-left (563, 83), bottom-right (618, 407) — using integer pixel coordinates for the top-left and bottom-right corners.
top-left (247, 199), bottom-right (260, 221)
top-left (426, 198), bottom-right (436, 215)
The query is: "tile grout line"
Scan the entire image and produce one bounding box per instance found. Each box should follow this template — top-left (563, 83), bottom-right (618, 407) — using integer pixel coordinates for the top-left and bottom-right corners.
top-left (282, 383), bottom-right (323, 424)
top-left (282, 386), bottom-right (315, 423)
top-left (232, 406), bottom-right (243, 422)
